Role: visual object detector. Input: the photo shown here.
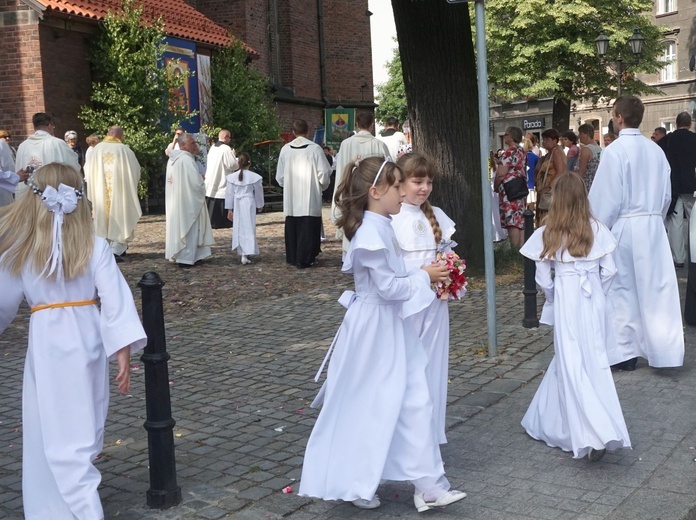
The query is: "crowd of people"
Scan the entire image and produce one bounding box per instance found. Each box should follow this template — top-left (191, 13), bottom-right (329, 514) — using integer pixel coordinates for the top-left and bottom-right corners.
top-left (0, 98), bottom-right (693, 517)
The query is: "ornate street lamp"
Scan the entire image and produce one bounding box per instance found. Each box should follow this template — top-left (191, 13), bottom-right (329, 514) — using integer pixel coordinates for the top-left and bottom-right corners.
top-left (595, 27), bottom-right (644, 97)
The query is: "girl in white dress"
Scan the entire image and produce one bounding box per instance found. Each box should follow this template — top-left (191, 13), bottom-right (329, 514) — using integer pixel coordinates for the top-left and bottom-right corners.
top-left (0, 163), bottom-right (147, 520)
top-left (225, 153), bottom-right (265, 264)
top-left (299, 157), bottom-right (467, 512)
top-left (519, 173), bottom-right (631, 461)
top-left (390, 153), bottom-right (455, 444)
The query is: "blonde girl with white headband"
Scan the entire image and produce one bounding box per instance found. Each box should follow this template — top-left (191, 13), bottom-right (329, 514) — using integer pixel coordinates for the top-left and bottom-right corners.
top-left (299, 157), bottom-right (467, 512)
top-left (0, 163), bottom-right (146, 520)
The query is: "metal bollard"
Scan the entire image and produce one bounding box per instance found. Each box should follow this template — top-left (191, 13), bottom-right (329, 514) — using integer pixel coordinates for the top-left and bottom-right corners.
top-left (138, 272), bottom-right (182, 509)
top-left (522, 209), bottom-right (539, 328)
top-left (685, 262), bottom-right (696, 326)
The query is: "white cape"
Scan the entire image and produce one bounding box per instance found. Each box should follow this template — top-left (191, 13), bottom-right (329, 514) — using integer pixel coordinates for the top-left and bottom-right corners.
top-left (225, 170), bottom-right (264, 256)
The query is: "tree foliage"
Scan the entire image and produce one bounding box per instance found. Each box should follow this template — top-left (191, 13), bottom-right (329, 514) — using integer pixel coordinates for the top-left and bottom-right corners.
top-left (79, 0), bottom-right (190, 196)
top-left (375, 46), bottom-right (408, 126)
top-left (210, 41), bottom-right (281, 177)
top-left (485, 0), bottom-right (665, 130)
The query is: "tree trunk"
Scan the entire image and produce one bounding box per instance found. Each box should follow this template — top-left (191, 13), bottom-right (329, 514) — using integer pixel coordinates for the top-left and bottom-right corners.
top-left (552, 92), bottom-right (571, 132)
top-left (392, 0), bottom-right (483, 269)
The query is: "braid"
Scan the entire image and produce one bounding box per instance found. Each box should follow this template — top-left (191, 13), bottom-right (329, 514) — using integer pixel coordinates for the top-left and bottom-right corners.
top-left (421, 200), bottom-right (442, 244)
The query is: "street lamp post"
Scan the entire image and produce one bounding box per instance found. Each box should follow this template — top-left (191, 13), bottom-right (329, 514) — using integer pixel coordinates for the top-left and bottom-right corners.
top-left (595, 28), bottom-right (644, 98)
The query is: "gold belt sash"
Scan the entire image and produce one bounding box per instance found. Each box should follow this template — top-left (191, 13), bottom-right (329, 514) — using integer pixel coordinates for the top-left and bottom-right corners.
top-left (30, 299), bottom-right (98, 313)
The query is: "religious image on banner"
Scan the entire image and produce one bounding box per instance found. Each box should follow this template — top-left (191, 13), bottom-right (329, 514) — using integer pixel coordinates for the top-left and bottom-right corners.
top-left (325, 108), bottom-right (355, 150)
top-left (167, 59), bottom-right (191, 113)
top-left (331, 113), bottom-right (349, 142)
top-left (197, 54), bottom-right (212, 126)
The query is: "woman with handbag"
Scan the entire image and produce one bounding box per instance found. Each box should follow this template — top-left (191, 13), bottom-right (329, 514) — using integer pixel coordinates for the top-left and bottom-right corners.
top-left (494, 126), bottom-right (527, 248)
top-left (534, 129), bottom-right (567, 227)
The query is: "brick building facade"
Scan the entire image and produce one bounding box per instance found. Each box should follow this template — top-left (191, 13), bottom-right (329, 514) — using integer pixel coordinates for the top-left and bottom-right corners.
top-left (0, 0), bottom-right (374, 149)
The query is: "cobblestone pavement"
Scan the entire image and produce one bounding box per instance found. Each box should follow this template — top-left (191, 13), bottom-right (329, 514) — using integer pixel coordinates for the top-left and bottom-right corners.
top-left (1, 212), bottom-right (695, 519)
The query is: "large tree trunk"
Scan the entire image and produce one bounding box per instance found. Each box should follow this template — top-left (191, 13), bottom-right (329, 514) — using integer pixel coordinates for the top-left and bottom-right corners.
top-left (552, 88), bottom-right (572, 132)
top-left (392, 0), bottom-right (483, 269)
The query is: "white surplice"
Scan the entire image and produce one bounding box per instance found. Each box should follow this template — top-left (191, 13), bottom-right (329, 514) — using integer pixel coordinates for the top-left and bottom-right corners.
top-left (275, 136), bottom-right (331, 217)
top-left (588, 128), bottom-right (684, 367)
top-left (300, 211), bottom-right (450, 502)
top-left (14, 131), bottom-right (81, 199)
top-left (0, 237), bottom-right (147, 520)
top-left (85, 138), bottom-right (142, 254)
top-left (165, 150), bottom-right (214, 264)
top-left (377, 130), bottom-right (407, 159)
top-left (0, 138), bottom-right (18, 206)
top-left (520, 221), bottom-right (631, 459)
top-left (224, 169), bottom-right (264, 256)
top-left (391, 203), bottom-right (456, 444)
top-left (205, 141), bottom-right (237, 199)
top-left (331, 131), bottom-right (390, 224)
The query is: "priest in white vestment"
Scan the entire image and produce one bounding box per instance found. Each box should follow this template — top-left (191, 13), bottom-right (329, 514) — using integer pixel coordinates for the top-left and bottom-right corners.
top-left (165, 133), bottom-right (214, 266)
top-left (85, 126), bottom-right (142, 258)
top-left (276, 119), bottom-right (331, 268)
top-left (14, 113), bottom-right (81, 200)
top-left (331, 112), bottom-right (390, 249)
top-left (588, 96), bottom-right (684, 369)
top-left (0, 138), bottom-right (22, 207)
top-left (204, 129), bottom-right (236, 229)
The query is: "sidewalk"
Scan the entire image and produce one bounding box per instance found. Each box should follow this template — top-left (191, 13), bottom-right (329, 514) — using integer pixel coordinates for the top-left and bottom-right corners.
top-left (0, 224), bottom-right (694, 519)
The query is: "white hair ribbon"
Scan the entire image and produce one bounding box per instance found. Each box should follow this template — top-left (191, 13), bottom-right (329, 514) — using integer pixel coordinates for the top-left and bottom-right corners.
top-left (37, 183), bottom-right (81, 281)
top-left (372, 156), bottom-right (394, 187)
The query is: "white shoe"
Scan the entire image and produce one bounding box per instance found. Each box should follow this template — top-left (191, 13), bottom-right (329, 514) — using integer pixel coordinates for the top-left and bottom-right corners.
top-left (588, 447), bottom-right (606, 462)
top-left (413, 490), bottom-right (467, 512)
top-left (352, 495), bottom-right (381, 509)
top-left (241, 256), bottom-right (251, 265)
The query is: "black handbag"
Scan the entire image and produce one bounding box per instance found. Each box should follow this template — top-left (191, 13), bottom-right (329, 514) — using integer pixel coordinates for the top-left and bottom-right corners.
top-left (502, 176), bottom-right (529, 201)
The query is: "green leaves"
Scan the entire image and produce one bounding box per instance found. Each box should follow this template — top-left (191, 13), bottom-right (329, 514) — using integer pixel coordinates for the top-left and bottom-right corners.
top-left (375, 46), bottom-right (408, 125)
top-left (210, 41), bottom-right (280, 176)
top-left (79, 0), bottom-right (192, 197)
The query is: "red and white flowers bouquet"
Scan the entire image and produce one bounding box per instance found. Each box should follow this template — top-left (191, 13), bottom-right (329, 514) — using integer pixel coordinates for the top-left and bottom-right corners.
top-left (432, 251), bottom-right (467, 301)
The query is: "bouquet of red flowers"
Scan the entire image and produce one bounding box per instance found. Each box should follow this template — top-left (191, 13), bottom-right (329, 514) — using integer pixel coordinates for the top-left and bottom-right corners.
top-left (432, 251), bottom-right (467, 301)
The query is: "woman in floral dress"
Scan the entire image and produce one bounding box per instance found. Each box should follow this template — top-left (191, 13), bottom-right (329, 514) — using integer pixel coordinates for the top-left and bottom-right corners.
top-left (494, 126), bottom-right (527, 248)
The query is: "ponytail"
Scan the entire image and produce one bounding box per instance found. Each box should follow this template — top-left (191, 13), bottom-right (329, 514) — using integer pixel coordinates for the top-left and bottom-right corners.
top-left (237, 152), bottom-right (251, 182)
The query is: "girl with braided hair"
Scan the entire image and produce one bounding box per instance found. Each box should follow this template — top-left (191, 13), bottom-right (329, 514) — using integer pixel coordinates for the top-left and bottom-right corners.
top-left (391, 152), bottom-right (457, 445)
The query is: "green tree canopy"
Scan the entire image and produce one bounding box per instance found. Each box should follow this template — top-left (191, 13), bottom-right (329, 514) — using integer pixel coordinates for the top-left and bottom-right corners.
top-left (375, 46), bottom-right (408, 126)
top-left (79, 0), bottom-right (190, 197)
top-left (485, 0), bottom-right (665, 130)
top-left (210, 41), bottom-right (280, 176)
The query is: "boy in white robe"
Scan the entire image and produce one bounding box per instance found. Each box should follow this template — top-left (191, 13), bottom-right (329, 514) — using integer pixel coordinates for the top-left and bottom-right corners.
top-left (588, 96), bottom-right (684, 369)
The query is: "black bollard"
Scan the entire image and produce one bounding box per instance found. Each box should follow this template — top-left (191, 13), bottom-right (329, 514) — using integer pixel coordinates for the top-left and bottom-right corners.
top-left (138, 272), bottom-right (182, 509)
top-left (522, 209), bottom-right (539, 328)
top-left (685, 262), bottom-right (696, 326)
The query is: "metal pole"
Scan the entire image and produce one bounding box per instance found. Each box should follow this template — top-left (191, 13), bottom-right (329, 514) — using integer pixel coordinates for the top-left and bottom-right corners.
top-left (522, 209), bottom-right (539, 328)
top-left (138, 272), bottom-right (182, 509)
top-left (475, 0), bottom-right (498, 357)
top-left (617, 54), bottom-right (623, 98)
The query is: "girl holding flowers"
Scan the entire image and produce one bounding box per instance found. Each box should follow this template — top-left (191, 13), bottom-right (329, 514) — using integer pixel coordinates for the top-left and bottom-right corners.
top-left (0, 163), bottom-right (147, 519)
top-left (519, 172), bottom-right (631, 461)
top-left (299, 156), bottom-right (467, 512)
top-left (391, 152), bottom-right (460, 445)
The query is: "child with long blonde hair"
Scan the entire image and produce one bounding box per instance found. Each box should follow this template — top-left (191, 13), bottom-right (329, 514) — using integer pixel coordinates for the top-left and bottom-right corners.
top-left (299, 157), bottom-right (467, 512)
top-left (0, 163), bottom-right (146, 519)
top-left (520, 173), bottom-right (630, 461)
top-left (390, 152), bottom-right (455, 444)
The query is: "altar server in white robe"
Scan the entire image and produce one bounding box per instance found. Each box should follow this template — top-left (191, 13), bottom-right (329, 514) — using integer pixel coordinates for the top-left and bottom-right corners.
top-left (391, 153), bottom-right (456, 445)
top-left (521, 173), bottom-right (631, 462)
top-left (0, 138), bottom-right (22, 207)
top-left (165, 133), bottom-right (214, 266)
top-left (85, 126), bottom-right (142, 258)
top-left (225, 152), bottom-right (264, 264)
top-left (0, 163), bottom-right (147, 520)
top-left (14, 113), bottom-right (80, 200)
top-left (300, 157), bottom-right (466, 513)
top-left (331, 111), bottom-right (390, 248)
top-left (205, 129), bottom-right (236, 229)
top-left (276, 119), bottom-right (331, 268)
top-left (588, 96), bottom-right (684, 370)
